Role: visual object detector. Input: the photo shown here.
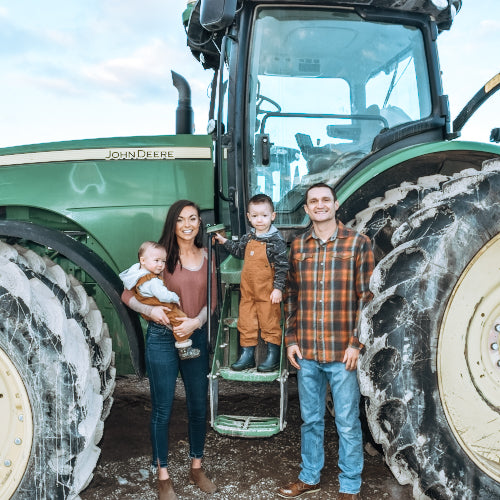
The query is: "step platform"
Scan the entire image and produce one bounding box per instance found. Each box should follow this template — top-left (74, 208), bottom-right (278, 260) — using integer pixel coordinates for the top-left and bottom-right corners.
top-left (217, 365), bottom-right (280, 382)
top-left (212, 415), bottom-right (282, 437)
top-left (209, 283), bottom-right (288, 438)
top-left (209, 367), bottom-right (288, 438)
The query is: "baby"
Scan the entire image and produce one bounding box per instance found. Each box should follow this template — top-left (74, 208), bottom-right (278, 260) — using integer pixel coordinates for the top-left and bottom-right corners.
top-left (119, 241), bottom-right (200, 360)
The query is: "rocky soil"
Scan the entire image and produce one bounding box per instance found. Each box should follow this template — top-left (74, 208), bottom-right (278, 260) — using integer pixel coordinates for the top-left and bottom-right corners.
top-left (80, 375), bottom-right (413, 499)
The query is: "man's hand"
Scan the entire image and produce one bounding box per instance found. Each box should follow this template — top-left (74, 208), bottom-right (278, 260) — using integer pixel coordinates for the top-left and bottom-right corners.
top-left (270, 288), bottom-right (282, 304)
top-left (287, 345), bottom-right (302, 370)
top-left (343, 346), bottom-right (360, 371)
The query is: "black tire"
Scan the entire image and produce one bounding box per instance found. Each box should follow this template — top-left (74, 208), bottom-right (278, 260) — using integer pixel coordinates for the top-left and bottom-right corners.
top-left (358, 159), bottom-right (500, 499)
top-left (0, 242), bottom-right (115, 499)
top-left (346, 172), bottom-right (450, 262)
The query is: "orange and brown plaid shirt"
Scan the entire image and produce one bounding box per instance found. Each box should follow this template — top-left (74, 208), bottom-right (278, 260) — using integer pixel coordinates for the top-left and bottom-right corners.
top-left (284, 221), bottom-right (374, 363)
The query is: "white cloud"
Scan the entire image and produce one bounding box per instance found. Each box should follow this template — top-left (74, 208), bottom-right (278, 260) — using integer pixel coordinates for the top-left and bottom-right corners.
top-left (43, 28), bottom-right (75, 47)
top-left (27, 74), bottom-right (82, 96)
top-left (77, 38), bottom-right (198, 104)
top-left (479, 19), bottom-right (500, 31)
top-left (82, 39), bottom-right (171, 86)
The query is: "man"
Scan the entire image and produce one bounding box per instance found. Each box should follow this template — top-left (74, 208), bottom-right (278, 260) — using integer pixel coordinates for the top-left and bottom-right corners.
top-left (278, 183), bottom-right (374, 499)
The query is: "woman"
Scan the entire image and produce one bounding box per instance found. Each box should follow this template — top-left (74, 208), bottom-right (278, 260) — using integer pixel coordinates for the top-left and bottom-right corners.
top-left (122, 199), bottom-right (217, 500)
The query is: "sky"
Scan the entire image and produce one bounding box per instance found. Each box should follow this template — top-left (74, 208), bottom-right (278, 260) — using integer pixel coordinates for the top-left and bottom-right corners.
top-left (0, 0), bottom-right (498, 148)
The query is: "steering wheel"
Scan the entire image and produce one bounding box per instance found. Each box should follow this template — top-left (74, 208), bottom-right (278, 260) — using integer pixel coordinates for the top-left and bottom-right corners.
top-left (256, 94), bottom-right (281, 115)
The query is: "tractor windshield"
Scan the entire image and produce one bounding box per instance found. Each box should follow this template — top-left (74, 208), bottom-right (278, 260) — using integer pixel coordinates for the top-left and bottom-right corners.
top-left (246, 7), bottom-right (431, 226)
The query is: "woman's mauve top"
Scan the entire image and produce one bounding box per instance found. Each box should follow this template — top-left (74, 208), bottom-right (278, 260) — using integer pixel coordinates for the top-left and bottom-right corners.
top-left (163, 250), bottom-right (216, 319)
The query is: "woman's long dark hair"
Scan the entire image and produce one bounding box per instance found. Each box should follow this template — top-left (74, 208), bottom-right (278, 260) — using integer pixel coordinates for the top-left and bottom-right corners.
top-left (158, 199), bottom-right (203, 274)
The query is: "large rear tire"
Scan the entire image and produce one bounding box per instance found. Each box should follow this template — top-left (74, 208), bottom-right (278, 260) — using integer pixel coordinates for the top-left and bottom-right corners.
top-left (358, 160), bottom-right (500, 499)
top-left (347, 173), bottom-right (449, 262)
top-left (0, 242), bottom-right (115, 499)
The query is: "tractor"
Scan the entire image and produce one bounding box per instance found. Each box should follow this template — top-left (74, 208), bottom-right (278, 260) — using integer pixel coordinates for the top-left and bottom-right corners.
top-left (0, 0), bottom-right (498, 499)
top-left (186, 0), bottom-right (499, 498)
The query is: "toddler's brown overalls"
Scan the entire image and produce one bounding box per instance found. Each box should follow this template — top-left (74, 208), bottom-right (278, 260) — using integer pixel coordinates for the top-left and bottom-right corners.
top-left (237, 238), bottom-right (282, 347)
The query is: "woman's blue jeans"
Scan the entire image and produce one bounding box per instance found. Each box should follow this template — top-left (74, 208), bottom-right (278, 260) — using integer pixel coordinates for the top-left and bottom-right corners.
top-left (297, 358), bottom-right (363, 494)
top-left (145, 322), bottom-right (209, 469)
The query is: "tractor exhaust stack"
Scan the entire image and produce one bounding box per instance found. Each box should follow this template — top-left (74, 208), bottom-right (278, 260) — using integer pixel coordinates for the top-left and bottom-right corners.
top-left (171, 70), bottom-right (194, 134)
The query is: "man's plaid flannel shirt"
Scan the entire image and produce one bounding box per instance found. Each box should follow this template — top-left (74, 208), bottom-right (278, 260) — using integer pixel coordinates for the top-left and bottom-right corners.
top-left (284, 221), bottom-right (375, 363)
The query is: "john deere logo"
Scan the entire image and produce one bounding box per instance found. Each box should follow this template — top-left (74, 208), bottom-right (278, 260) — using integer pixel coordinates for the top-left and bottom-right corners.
top-left (105, 149), bottom-right (175, 160)
top-left (0, 146), bottom-right (211, 166)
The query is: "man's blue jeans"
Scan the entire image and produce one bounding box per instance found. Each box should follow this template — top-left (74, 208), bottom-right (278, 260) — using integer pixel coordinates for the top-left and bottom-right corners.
top-left (297, 358), bottom-right (363, 494)
top-left (145, 322), bottom-right (209, 469)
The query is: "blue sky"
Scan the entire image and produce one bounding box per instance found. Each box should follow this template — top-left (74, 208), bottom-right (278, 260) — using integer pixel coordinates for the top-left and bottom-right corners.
top-left (0, 0), bottom-right (498, 147)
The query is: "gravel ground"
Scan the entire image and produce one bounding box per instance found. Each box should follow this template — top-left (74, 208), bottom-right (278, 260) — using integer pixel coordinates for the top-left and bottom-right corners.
top-left (80, 375), bottom-right (413, 499)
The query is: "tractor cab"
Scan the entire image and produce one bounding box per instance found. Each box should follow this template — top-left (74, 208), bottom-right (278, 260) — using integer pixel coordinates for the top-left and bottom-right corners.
top-left (245, 6), bottom-right (441, 228)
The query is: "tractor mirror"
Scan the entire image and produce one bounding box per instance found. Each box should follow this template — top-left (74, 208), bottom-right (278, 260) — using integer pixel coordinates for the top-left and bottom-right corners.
top-left (200, 0), bottom-right (237, 31)
top-left (490, 128), bottom-right (500, 143)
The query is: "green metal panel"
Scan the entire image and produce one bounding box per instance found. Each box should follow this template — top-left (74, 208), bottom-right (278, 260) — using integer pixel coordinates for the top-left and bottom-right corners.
top-left (336, 140), bottom-right (500, 204)
top-left (219, 254), bottom-right (243, 284)
top-left (0, 134), bottom-right (214, 272)
top-left (0, 134), bottom-right (214, 374)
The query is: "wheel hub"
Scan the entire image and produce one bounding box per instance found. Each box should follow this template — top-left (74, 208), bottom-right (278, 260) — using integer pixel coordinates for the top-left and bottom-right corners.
top-left (0, 347), bottom-right (33, 499)
top-left (438, 233), bottom-right (500, 482)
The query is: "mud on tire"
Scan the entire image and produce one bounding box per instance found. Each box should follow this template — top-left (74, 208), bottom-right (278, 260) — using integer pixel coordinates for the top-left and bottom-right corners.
top-left (347, 173), bottom-right (450, 262)
top-left (0, 242), bottom-right (115, 499)
top-left (358, 160), bottom-right (500, 499)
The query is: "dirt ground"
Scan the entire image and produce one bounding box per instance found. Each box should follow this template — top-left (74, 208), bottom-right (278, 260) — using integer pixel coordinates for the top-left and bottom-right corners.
top-left (80, 375), bottom-right (414, 500)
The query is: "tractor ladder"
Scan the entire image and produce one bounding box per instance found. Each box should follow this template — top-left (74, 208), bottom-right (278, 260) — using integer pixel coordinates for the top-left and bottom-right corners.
top-left (209, 255), bottom-right (288, 438)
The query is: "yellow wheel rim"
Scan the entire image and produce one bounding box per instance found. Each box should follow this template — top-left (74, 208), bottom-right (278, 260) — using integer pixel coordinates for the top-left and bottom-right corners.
top-left (438, 232), bottom-right (500, 481)
top-left (0, 347), bottom-right (33, 499)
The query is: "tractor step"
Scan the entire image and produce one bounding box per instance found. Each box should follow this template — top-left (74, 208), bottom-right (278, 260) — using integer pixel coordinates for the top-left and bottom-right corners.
top-left (217, 366), bottom-right (279, 382)
top-left (210, 284), bottom-right (288, 438)
top-left (212, 415), bottom-right (284, 437)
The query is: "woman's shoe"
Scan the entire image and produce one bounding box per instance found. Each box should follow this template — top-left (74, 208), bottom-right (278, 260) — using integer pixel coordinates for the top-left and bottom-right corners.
top-left (158, 478), bottom-right (178, 500)
top-left (189, 467), bottom-right (217, 493)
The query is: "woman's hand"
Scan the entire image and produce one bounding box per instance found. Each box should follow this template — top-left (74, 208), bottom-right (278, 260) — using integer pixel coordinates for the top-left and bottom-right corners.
top-left (173, 317), bottom-right (202, 338)
top-left (149, 306), bottom-right (172, 326)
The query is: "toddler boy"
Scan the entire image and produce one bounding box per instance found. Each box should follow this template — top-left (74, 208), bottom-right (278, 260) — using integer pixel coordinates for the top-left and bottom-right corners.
top-left (215, 194), bottom-right (287, 372)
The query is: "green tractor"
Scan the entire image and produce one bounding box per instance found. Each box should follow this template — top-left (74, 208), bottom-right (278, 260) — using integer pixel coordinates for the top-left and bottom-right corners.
top-left (0, 0), bottom-right (498, 499)
top-left (186, 0), bottom-right (499, 498)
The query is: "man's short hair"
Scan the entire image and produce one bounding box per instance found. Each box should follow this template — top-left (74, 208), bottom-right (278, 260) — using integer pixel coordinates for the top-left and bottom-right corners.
top-left (138, 241), bottom-right (165, 260)
top-left (248, 193), bottom-right (274, 211)
top-left (305, 183), bottom-right (337, 203)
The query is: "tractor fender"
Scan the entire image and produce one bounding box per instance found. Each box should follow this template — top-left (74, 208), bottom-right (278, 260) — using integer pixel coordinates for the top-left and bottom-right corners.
top-left (0, 219), bottom-right (145, 376)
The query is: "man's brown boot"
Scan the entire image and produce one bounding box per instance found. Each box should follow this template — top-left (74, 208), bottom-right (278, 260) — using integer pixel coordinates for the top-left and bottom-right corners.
top-left (338, 493), bottom-right (360, 499)
top-left (277, 479), bottom-right (321, 498)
